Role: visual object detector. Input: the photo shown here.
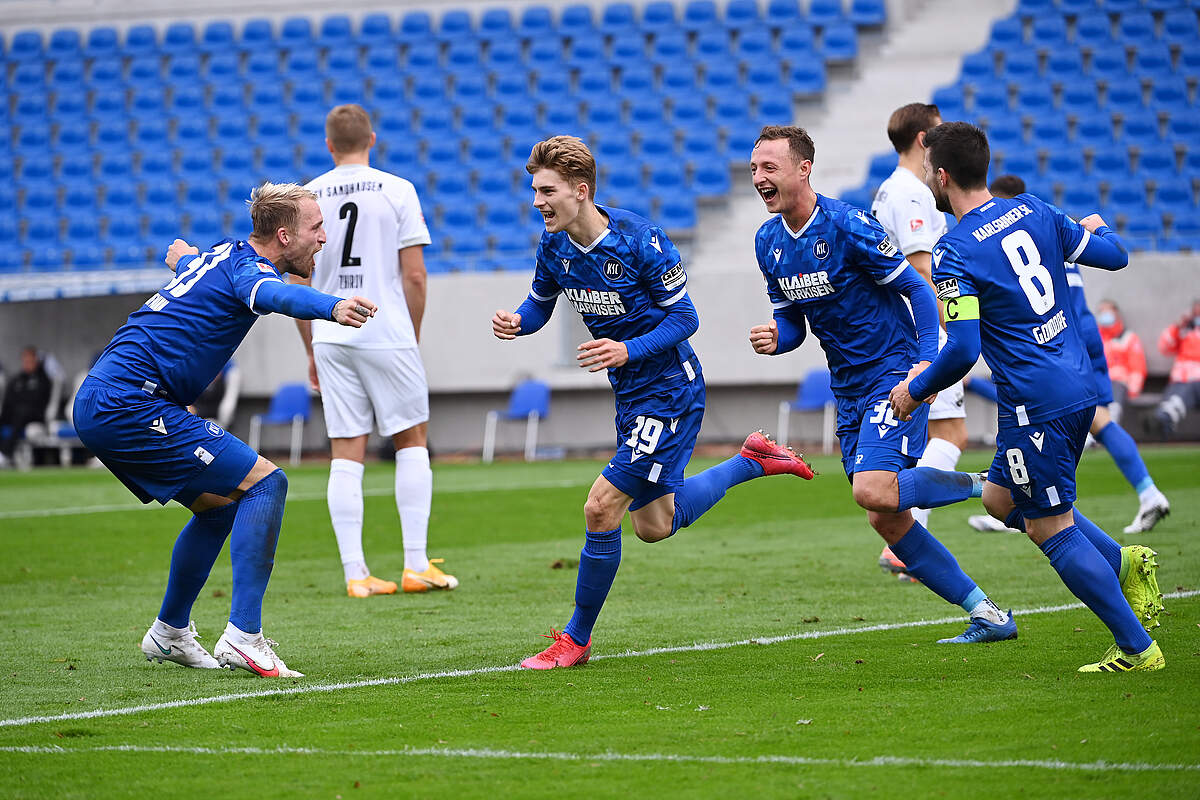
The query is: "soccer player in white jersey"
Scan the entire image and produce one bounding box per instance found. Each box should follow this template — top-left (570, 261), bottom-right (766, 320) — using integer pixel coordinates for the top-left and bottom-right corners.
top-left (871, 104), bottom-right (1008, 570)
top-left (295, 104), bottom-right (456, 597)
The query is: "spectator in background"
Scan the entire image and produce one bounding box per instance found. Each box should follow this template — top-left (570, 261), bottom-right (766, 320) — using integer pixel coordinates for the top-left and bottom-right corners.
top-left (1155, 299), bottom-right (1200, 438)
top-left (1096, 299), bottom-right (1146, 424)
top-left (0, 346), bottom-right (53, 467)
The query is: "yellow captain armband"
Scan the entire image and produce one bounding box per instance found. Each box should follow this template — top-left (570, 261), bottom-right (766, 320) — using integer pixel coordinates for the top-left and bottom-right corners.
top-left (944, 295), bottom-right (979, 322)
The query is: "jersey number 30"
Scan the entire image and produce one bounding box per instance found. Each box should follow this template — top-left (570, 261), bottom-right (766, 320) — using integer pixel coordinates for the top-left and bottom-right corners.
top-left (1000, 230), bottom-right (1055, 315)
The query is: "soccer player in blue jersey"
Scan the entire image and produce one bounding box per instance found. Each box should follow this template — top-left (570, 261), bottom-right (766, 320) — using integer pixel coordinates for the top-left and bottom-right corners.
top-left (989, 175), bottom-right (1170, 535)
top-left (492, 136), bottom-right (814, 670)
top-left (73, 183), bottom-right (377, 678)
top-left (748, 125), bottom-right (1016, 645)
top-left (890, 124), bottom-right (1165, 672)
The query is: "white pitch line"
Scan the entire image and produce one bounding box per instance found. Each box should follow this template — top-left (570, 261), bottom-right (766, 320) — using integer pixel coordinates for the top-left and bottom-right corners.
top-left (0, 478), bottom-right (589, 520)
top-left (1, 744), bottom-right (1196, 774)
top-left (2, 590), bottom-right (1195, 730)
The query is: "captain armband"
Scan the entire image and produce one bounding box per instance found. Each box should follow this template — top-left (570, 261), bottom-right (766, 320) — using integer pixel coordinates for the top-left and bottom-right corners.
top-left (943, 295), bottom-right (979, 322)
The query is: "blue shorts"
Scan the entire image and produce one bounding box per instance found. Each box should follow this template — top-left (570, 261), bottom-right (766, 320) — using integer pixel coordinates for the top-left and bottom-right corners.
top-left (988, 406), bottom-right (1094, 519)
top-left (73, 376), bottom-right (258, 506)
top-left (836, 376), bottom-right (929, 480)
top-left (602, 380), bottom-right (705, 511)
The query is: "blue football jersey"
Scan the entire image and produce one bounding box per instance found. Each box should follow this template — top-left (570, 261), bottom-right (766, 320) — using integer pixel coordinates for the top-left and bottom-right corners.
top-left (931, 193), bottom-right (1097, 426)
top-left (91, 239), bottom-right (290, 405)
top-left (1064, 260), bottom-right (1107, 373)
top-left (530, 205), bottom-right (698, 402)
top-left (755, 195), bottom-right (919, 397)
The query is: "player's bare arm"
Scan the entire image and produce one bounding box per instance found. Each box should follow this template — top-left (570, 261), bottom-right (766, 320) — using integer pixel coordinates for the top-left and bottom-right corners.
top-left (400, 246), bottom-right (427, 341)
top-left (492, 310), bottom-right (522, 339)
top-left (577, 339), bottom-right (628, 372)
top-left (165, 239), bottom-right (199, 270)
top-left (749, 320), bottom-right (779, 354)
top-left (332, 296), bottom-right (377, 328)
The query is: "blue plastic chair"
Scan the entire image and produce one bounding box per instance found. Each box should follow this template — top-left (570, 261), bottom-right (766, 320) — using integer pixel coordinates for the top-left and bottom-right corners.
top-left (850, 0), bottom-right (887, 28)
top-left (683, 0), bottom-right (720, 33)
top-left (482, 379), bottom-right (551, 462)
top-left (726, 0), bottom-right (762, 30)
top-left (248, 384), bottom-right (311, 465)
top-left (85, 27), bottom-right (119, 59)
top-left (777, 367), bottom-right (835, 453)
top-left (821, 23), bottom-right (858, 63)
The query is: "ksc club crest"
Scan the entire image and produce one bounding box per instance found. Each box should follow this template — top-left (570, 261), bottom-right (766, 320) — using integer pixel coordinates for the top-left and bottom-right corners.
top-left (206, 421), bottom-right (224, 437)
top-left (813, 239), bottom-right (830, 259)
top-left (603, 259), bottom-right (624, 280)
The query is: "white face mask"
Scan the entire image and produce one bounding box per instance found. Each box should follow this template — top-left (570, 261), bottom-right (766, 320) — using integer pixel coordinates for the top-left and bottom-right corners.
top-left (1096, 311), bottom-right (1116, 327)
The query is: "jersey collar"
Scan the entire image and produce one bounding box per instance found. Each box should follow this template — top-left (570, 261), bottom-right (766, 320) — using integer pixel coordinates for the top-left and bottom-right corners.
top-left (567, 226), bottom-right (611, 253)
top-left (781, 202), bottom-right (820, 239)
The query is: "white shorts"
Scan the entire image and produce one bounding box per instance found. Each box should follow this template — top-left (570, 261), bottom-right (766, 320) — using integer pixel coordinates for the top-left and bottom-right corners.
top-left (928, 379), bottom-right (967, 421)
top-left (313, 343), bottom-right (429, 438)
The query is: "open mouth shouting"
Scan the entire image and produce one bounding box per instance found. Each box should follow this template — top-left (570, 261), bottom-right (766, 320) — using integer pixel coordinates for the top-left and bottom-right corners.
top-left (757, 183), bottom-right (779, 204)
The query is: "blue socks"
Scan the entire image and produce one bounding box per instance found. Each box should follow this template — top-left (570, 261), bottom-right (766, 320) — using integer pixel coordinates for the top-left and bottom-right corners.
top-left (671, 455), bottom-right (764, 534)
top-left (1095, 421), bottom-right (1154, 494)
top-left (158, 501), bottom-right (238, 628)
top-left (888, 521), bottom-right (979, 607)
top-left (1038, 525), bottom-right (1152, 654)
top-left (896, 468), bottom-right (982, 511)
top-left (563, 527), bottom-right (622, 646)
top-left (1006, 508), bottom-right (1122, 576)
top-left (228, 469), bottom-right (288, 634)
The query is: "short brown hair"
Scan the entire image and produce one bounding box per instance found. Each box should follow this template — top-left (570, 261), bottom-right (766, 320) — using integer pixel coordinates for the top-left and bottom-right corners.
top-left (248, 181), bottom-right (317, 239)
top-left (325, 104), bottom-right (373, 154)
top-left (526, 136), bottom-right (597, 199)
top-left (755, 125), bottom-right (815, 163)
top-left (886, 103), bottom-right (941, 153)
top-left (988, 174), bottom-right (1026, 199)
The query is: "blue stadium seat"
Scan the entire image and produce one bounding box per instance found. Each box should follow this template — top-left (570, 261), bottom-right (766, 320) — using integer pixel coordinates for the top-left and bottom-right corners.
top-left (239, 18), bottom-right (275, 52)
top-left (126, 55), bottom-right (164, 89)
top-left (15, 91), bottom-right (49, 119)
top-left (1162, 8), bottom-right (1200, 47)
top-left (765, 0), bottom-right (802, 29)
top-left (559, 4), bottom-right (596, 35)
top-left (1030, 114), bottom-right (1069, 148)
top-left (1107, 177), bottom-right (1147, 208)
top-left (86, 57), bottom-right (123, 90)
top-left (329, 78), bottom-right (366, 106)
top-left (726, 0), bottom-right (762, 30)
top-left (479, 8), bottom-right (516, 42)
top-left (671, 95), bottom-right (709, 126)
top-left (1090, 48), bottom-right (1128, 81)
top-left (788, 59), bottom-right (827, 96)
top-left (1016, 84), bottom-right (1055, 116)
top-left (48, 29), bottom-right (82, 60)
top-left (199, 20), bottom-right (235, 54)
top-left (617, 65), bottom-right (655, 97)
top-left (661, 62), bottom-right (699, 97)
top-left (850, 0), bottom-right (887, 28)
top-left (325, 48), bottom-right (361, 78)
top-left (683, 1), bottom-right (720, 33)
top-left (866, 152), bottom-right (898, 184)
top-left (999, 151), bottom-right (1036, 182)
top-left (1134, 45), bottom-right (1175, 81)
top-left (595, 136), bottom-right (634, 163)
top-left (1155, 176), bottom-right (1194, 215)
top-left (566, 36), bottom-right (605, 70)
top-left (820, 23), bottom-right (858, 63)
top-left (397, 11), bottom-right (434, 45)
top-left (1030, 15), bottom-right (1067, 49)
top-left (178, 147), bottom-right (217, 178)
top-left (639, 129), bottom-right (676, 159)
top-left (692, 162), bottom-right (732, 198)
top-left (1072, 13), bottom-right (1113, 48)
top-left (166, 54), bottom-right (202, 83)
top-left (986, 118), bottom-right (1024, 153)
top-left (736, 28), bottom-right (774, 61)
top-left (85, 27), bottom-right (119, 59)
top-left (318, 15), bottom-right (354, 49)
top-left (1091, 147), bottom-right (1131, 175)
top-left (601, 3), bottom-right (638, 36)
top-left (650, 29), bottom-right (689, 65)
top-left (1167, 109), bottom-right (1200, 146)
top-left (1046, 49), bottom-right (1083, 83)
top-left (971, 83), bottom-right (1010, 119)
top-left (12, 61), bottom-right (47, 92)
top-left (519, 6), bottom-right (555, 39)
top-left (163, 22), bottom-right (195, 51)
top-left (1121, 114), bottom-right (1160, 144)
top-left (1061, 183), bottom-right (1101, 216)
top-left (989, 16), bottom-right (1024, 50)
top-left (1138, 145), bottom-right (1177, 181)
top-left (1150, 77), bottom-right (1190, 113)
top-left (695, 28), bottom-right (734, 65)
top-left (1116, 10), bottom-right (1155, 46)
top-left (577, 71), bottom-right (615, 106)
top-left (808, 0), bottom-right (846, 28)
top-left (357, 12), bottom-right (394, 46)
top-left (756, 88), bottom-right (793, 123)
top-left (1104, 78), bottom-right (1144, 115)
top-left (779, 23), bottom-right (817, 61)
top-left (0, 246), bottom-right (28, 274)
top-left (9, 30), bottom-right (44, 61)
top-left (528, 35), bottom-right (566, 67)
top-left (1061, 81), bottom-right (1100, 116)
top-left (659, 195), bottom-right (698, 231)
top-left (959, 49), bottom-right (996, 83)
top-left (364, 46), bottom-right (400, 77)
top-left (279, 17), bottom-right (314, 49)
top-left (1044, 147), bottom-right (1085, 183)
top-left (124, 24), bottom-right (158, 55)
top-left (610, 35), bottom-right (647, 66)
top-left (205, 53), bottom-right (240, 83)
top-left (283, 49), bottom-right (319, 81)
top-left (58, 151), bottom-right (93, 180)
top-left (1122, 209), bottom-right (1162, 251)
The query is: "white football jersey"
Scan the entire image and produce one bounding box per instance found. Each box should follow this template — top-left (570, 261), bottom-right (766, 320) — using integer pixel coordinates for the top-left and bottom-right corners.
top-left (871, 165), bottom-right (947, 257)
top-left (306, 163), bottom-right (431, 348)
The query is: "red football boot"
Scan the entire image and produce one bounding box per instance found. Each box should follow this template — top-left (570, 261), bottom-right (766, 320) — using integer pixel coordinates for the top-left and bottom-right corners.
top-left (739, 430), bottom-right (815, 479)
top-left (519, 629), bottom-right (592, 670)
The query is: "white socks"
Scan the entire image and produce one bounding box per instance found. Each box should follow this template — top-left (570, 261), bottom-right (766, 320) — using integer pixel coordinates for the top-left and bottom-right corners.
top-left (395, 446), bottom-right (432, 573)
top-left (329, 458), bottom-right (368, 582)
top-left (912, 437), bottom-right (963, 528)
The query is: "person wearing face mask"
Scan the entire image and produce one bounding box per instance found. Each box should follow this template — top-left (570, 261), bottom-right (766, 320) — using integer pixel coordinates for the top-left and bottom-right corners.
top-left (1155, 299), bottom-right (1200, 441)
top-left (987, 179), bottom-right (1170, 536)
top-left (1096, 300), bottom-right (1145, 424)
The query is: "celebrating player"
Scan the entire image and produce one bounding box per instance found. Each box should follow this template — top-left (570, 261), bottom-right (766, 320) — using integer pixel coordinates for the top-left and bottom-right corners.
top-left (73, 182), bottom-right (377, 677)
top-left (890, 123), bottom-right (1165, 672)
top-left (493, 135), bottom-right (814, 670)
top-left (748, 125), bottom-right (1015, 645)
top-left (871, 103), bottom-right (1007, 568)
top-left (294, 104), bottom-right (456, 598)
top-left (989, 175), bottom-right (1169, 535)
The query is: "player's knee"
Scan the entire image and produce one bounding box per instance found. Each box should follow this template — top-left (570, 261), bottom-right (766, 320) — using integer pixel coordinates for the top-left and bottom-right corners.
top-left (633, 523), bottom-right (670, 543)
top-left (852, 482), bottom-right (894, 512)
top-left (583, 495), bottom-right (616, 529)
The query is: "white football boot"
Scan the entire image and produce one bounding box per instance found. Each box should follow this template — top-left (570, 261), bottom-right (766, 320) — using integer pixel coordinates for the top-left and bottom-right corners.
top-left (141, 620), bottom-right (220, 668)
top-left (967, 514), bottom-right (1021, 533)
top-left (1124, 491), bottom-right (1170, 534)
top-left (214, 626), bottom-right (304, 678)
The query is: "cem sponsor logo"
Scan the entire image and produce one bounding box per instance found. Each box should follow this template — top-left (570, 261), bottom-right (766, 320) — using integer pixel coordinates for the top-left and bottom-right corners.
top-left (935, 278), bottom-right (960, 300)
top-left (206, 420), bottom-right (224, 438)
top-left (812, 239), bottom-right (830, 260)
top-left (876, 237), bottom-right (898, 257)
top-left (661, 263), bottom-right (686, 291)
top-left (603, 259), bottom-right (624, 280)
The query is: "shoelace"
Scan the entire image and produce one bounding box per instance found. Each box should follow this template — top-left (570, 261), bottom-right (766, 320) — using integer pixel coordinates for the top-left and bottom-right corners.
top-left (538, 629), bottom-right (578, 657)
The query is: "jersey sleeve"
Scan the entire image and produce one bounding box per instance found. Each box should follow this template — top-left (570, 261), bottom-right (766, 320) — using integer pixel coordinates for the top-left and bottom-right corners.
top-left (1037, 195), bottom-right (1090, 263)
top-left (930, 241), bottom-right (978, 301)
top-left (840, 206), bottom-right (909, 285)
top-left (638, 226), bottom-right (689, 307)
top-left (529, 237), bottom-right (562, 302)
top-left (389, 179), bottom-right (432, 249)
top-left (229, 253), bottom-right (285, 315)
top-left (756, 228), bottom-right (791, 308)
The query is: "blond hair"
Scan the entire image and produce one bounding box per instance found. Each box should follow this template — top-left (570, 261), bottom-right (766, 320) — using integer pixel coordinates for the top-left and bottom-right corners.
top-left (526, 135), bottom-right (597, 199)
top-left (325, 103), bottom-right (373, 154)
top-left (247, 182), bottom-right (317, 240)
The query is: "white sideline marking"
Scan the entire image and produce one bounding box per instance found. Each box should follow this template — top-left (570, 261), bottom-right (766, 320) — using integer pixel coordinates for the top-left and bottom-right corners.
top-left (2, 590), bottom-right (1195, 730)
top-left (0, 479), bottom-right (589, 520)
top-left (0, 744), bottom-right (1196, 773)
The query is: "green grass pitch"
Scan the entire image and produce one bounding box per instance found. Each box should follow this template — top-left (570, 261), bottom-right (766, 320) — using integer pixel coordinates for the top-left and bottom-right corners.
top-left (0, 446), bottom-right (1197, 798)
